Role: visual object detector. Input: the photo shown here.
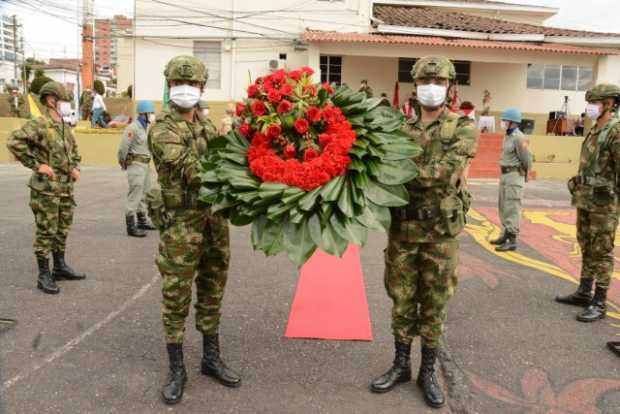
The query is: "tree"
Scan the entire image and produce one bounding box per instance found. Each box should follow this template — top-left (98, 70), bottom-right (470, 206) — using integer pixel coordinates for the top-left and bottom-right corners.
top-left (20, 57), bottom-right (45, 87)
top-left (30, 75), bottom-right (53, 94)
top-left (94, 80), bottom-right (105, 95)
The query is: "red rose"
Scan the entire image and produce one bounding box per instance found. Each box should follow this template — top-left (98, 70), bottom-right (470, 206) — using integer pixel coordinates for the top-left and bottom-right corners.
top-left (301, 66), bottom-right (315, 76)
top-left (288, 70), bottom-right (302, 81)
top-left (277, 100), bottom-right (292, 113)
top-left (251, 100), bottom-right (266, 116)
top-left (247, 85), bottom-right (259, 98)
top-left (306, 106), bottom-right (321, 123)
top-left (267, 124), bottom-right (282, 138)
top-left (235, 102), bottom-right (246, 116)
top-left (322, 82), bottom-right (334, 95)
top-left (279, 83), bottom-right (293, 96)
top-left (267, 89), bottom-right (282, 103)
top-left (271, 69), bottom-right (286, 83)
top-left (303, 85), bottom-right (317, 97)
top-left (239, 123), bottom-right (251, 136)
top-left (294, 119), bottom-right (309, 134)
top-left (304, 148), bottom-right (318, 161)
top-left (284, 144), bottom-right (296, 159)
top-left (319, 133), bottom-right (332, 147)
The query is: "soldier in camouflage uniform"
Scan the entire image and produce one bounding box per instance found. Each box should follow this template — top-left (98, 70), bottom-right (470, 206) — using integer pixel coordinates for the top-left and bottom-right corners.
top-left (358, 79), bottom-right (374, 98)
top-left (490, 108), bottom-right (532, 252)
top-left (556, 83), bottom-right (620, 322)
top-left (118, 100), bottom-right (157, 237)
top-left (149, 56), bottom-right (240, 405)
top-left (370, 57), bottom-right (479, 409)
top-left (80, 89), bottom-right (93, 121)
top-left (7, 81), bottom-right (86, 294)
top-left (7, 87), bottom-right (26, 118)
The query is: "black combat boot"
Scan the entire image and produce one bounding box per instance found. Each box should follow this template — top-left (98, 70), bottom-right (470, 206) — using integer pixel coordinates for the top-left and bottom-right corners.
top-left (577, 285), bottom-right (607, 322)
top-left (52, 251), bottom-right (86, 280)
top-left (161, 343), bottom-right (187, 405)
top-left (370, 341), bottom-right (411, 393)
top-left (555, 278), bottom-right (593, 306)
top-left (417, 346), bottom-right (445, 409)
top-left (489, 231), bottom-right (508, 245)
top-left (137, 212), bottom-right (157, 231)
top-left (201, 334), bottom-right (241, 387)
top-left (36, 255), bottom-right (59, 294)
top-left (126, 214), bottom-right (146, 238)
top-left (495, 232), bottom-right (517, 252)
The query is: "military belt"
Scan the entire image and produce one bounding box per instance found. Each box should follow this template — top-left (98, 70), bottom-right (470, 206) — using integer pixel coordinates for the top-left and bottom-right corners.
top-left (127, 154), bottom-right (151, 164)
top-left (574, 175), bottom-right (611, 187)
top-left (52, 174), bottom-right (72, 183)
top-left (501, 166), bottom-right (521, 174)
top-left (400, 205), bottom-right (441, 221)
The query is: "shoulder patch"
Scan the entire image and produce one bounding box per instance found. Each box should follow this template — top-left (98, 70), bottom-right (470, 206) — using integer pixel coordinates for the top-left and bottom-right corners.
top-left (127, 131), bottom-right (134, 140)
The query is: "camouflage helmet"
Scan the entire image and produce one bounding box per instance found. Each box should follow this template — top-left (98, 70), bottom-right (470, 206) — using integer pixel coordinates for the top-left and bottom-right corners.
top-left (39, 81), bottom-right (69, 103)
top-left (585, 83), bottom-right (620, 102)
top-left (164, 55), bottom-right (208, 84)
top-left (411, 56), bottom-right (456, 81)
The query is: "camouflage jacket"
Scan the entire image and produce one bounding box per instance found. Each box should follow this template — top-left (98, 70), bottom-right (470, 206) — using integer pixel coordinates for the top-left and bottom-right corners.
top-left (7, 94), bottom-right (25, 111)
top-left (7, 108), bottom-right (81, 196)
top-left (572, 118), bottom-right (620, 213)
top-left (148, 105), bottom-right (217, 210)
top-left (391, 109), bottom-right (479, 243)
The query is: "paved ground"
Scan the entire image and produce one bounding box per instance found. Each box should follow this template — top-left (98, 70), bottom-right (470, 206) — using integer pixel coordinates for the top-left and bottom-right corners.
top-left (1, 164), bottom-right (619, 414)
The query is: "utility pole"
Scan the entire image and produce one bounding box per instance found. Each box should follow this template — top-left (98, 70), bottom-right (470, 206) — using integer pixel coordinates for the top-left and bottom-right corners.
top-left (81, 0), bottom-right (94, 90)
top-left (12, 15), bottom-right (18, 87)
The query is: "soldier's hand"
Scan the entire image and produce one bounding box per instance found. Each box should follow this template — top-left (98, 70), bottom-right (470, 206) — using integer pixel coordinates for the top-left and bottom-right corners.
top-left (38, 164), bottom-right (55, 178)
top-left (71, 168), bottom-right (81, 181)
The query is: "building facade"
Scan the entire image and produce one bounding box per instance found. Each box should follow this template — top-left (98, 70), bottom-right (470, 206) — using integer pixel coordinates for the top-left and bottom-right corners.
top-left (0, 14), bottom-right (24, 89)
top-left (95, 15), bottom-right (132, 76)
top-left (130, 0), bottom-right (620, 131)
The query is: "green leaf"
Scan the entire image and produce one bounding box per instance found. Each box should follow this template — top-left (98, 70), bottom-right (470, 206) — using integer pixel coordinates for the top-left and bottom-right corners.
top-left (258, 182), bottom-right (288, 199)
top-left (366, 180), bottom-right (409, 207)
top-left (368, 201), bottom-right (392, 231)
top-left (298, 187), bottom-right (322, 211)
top-left (344, 218), bottom-right (368, 246)
top-left (381, 143), bottom-right (422, 160)
top-left (329, 213), bottom-right (349, 242)
top-left (355, 204), bottom-right (384, 231)
top-left (230, 213), bottom-right (253, 226)
top-left (251, 215), bottom-right (267, 249)
top-left (284, 219), bottom-right (317, 267)
top-left (308, 213), bottom-right (323, 248)
top-left (207, 135), bottom-right (228, 150)
top-left (289, 207), bottom-right (306, 224)
top-left (236, 190), bottom-right (260, 203)
top-left (336, 179), bottom-right (354, 218)
top-left (267, 202), bottom-right (296, 220)
top-left (281, 187), bottom-right (305, 205)
top-left (319, 219), bottom-right (348, 257)
top-left (229, 177), bottom-right (260, 190)
top-left (320, 175), bottom-right (345, 202)
top-left (258, 219), bottom-right (285, 256)
top-left (375, 159), bottom-right (418, 185)
top-left (227, 130), bottom-right (250, 149)
top-left (221, 152), bottom-right (247, 165)
top-left (349, 158), bottom-right (366, 172)
top-left (349, 146), bottom-right (368, 158)
top-left (351, 172), bottom-right (369, 190)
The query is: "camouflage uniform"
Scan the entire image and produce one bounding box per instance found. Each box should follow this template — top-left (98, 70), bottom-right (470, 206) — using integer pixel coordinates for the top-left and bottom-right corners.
top-left (387, 108), bottom-right (478, 348)
top-left (7, 106), bottom-right (81, 257)
top-left (149, 83), bottom-right (229, 345)
top-left (557, 83), bottom-right (620, 322)
top-left (80, 90), bottom-right (93, 121)
top-left (7, 91), bottom-right (26, 118)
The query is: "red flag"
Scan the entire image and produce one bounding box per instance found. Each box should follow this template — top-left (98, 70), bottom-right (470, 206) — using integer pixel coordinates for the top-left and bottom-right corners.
top-left (392, 81), bottom-right (400, 109)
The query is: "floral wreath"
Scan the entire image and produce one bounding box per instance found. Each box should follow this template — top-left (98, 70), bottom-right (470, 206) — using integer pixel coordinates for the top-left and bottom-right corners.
top-left (200, 67), bottom-right (421, 266)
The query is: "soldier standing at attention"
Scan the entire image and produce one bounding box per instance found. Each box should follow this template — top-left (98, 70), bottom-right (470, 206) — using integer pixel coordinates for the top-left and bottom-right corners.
top-left (7, 87), bottom-right (26, 118)
top-left (149, 56), bottom-right (240, 405)
top-left (556, 84), bottom-right (620, 322)
top-left (489, 108), bottom-right (532, 252)
top-left (358, 79), bottom-right (374, 98)
top-left (118, 100), bottom-right (157, 237)
top-left (370, 57), bottom-right (478, 409)
top-left (7, 81), bottom-right (86, 294)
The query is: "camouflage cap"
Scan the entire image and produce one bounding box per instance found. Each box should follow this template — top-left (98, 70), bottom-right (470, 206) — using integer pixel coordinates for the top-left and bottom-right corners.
top-left (164, 55), bottom-right (208, 84)
top-left (39, 81), bottom-right (69, 102)
top-left (411, 56), bottom-right (456, 81)
top-left (586, 83), bottom-right (620, 102)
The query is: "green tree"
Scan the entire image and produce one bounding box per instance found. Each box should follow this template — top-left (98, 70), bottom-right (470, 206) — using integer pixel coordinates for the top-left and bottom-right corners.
top-left (30, 75), bottom-right (53, 94)
top-left (20, 57), bottom-right (45, 88)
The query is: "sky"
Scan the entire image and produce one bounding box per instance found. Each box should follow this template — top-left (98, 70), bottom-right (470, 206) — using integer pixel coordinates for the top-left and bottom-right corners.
top-left (1, 0), bottom-right (619, 60)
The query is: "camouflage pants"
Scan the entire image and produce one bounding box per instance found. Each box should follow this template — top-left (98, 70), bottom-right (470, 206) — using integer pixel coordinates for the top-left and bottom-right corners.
top-left (577, 208), bottom-right (618, 289)
top-left (157, 208), bottom-right (230, 344)
top-left (384, 237), bottom-right (459, 349)
top-left (29, 190), bottom-right (75, 257)
top-left (125, 162), bottom-right (151, 216)
top-left (498, 171), bottom-right (525, 235)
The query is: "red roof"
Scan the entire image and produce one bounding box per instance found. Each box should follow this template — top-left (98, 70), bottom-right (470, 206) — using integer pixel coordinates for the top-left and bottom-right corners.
top-left (302, 31), bottom-right (616, 56)
top-left (373, 4), bottom-right (620, 38)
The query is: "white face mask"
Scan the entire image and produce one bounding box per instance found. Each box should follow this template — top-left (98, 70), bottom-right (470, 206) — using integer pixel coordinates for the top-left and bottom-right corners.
top-left (170, 85), bottom-right (201, 109)
top-left (585, 103), bottom-right (602, 120)
top-left (500, 121), bottom-right (509, 130)
top-left (148, 113), bottom-right (156, 123)
top-left (416, 84), bottom-right (447, 108)
top-left (58, 101), bottom-right (72, 117)
top-left (202, 109), bottom-right (209, 117)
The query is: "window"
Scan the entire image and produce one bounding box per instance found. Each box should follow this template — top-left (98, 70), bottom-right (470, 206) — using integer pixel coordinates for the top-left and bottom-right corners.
top-left (320, 55), bottom-right (342, 85)
top-left (527, 64), bottom-right (593, 91)
top-left (398, 58), bottom-right (470, 85)
top-left (194, 41), bottom-right (221, 89)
